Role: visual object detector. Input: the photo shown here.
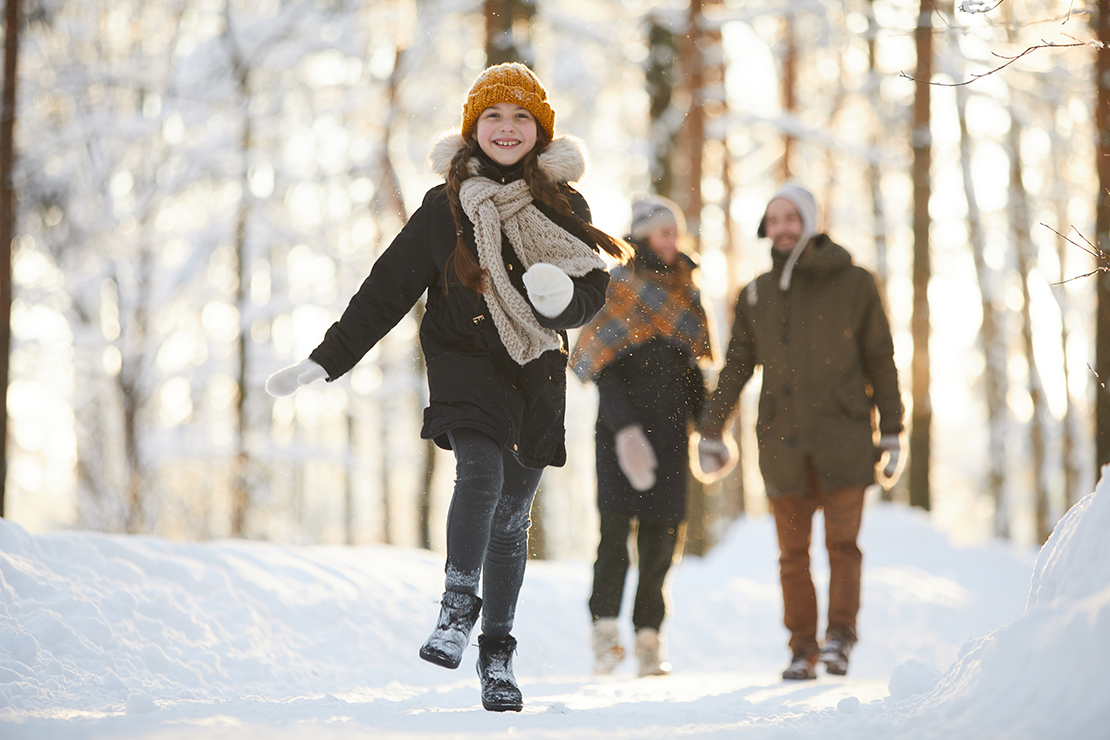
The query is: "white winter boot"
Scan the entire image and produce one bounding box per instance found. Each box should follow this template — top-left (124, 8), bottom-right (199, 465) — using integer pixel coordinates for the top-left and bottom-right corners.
top-left (635, 628), bottom-right (671, 677)
top-left (591, 617), bottom-right (624, 675)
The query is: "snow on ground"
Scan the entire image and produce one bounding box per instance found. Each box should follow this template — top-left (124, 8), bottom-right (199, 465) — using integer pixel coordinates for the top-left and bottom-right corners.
top-left (1, 477), bottom-right (1108, 739)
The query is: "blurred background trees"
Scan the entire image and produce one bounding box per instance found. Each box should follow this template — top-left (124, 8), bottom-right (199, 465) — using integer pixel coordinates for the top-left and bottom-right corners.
top-left (0, 0), bottom-right (1099, 555)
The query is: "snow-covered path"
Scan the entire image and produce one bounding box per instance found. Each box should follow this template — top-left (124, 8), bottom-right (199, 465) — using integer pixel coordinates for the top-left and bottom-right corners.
top-left (2, 484), bottom-right (1109, 739)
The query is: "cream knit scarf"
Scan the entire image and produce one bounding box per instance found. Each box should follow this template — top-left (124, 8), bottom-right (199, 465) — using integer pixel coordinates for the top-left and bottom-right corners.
top-left (459, 176), bottom-right (607, 365)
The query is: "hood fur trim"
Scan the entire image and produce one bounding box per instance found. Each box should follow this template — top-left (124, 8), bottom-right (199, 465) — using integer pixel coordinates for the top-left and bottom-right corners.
top-left (426, 133), bottom-right (588, 184)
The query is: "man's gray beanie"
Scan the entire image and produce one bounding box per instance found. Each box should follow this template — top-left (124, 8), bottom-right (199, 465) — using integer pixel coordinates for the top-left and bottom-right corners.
top-left (757, 182), bottom-right (817, 291)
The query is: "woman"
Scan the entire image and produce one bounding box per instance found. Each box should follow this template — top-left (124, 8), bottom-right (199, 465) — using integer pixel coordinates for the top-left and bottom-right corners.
top-left (570, 196), bottom-right (714, 677)
top-left (266, 63), bottom-right (630, 711)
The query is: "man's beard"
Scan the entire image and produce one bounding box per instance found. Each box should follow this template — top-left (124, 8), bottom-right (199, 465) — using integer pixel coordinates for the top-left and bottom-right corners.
top-left (773, 236), bottom-right (799, 253)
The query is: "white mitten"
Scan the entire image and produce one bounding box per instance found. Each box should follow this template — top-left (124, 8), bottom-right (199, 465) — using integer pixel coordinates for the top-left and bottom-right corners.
top-left (876, 433), bottom-right (903, 488)
top-left (265, 358), bottom-right (328, 397)
top-left (522, 262), bottom-right (574, 318)
top-left (695, 433), bottom-right (737, 482)
top-left (614, 425), bottom-right (657, 491)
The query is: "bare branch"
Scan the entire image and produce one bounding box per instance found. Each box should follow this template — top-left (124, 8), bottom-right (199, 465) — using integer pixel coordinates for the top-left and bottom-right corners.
top-left (1055, 269), bottom-right (1102, 285)
top-left (1044, 224), bottom-right (1101, 259)
top-left (1043, 223), bottom-right (1110, 284)
top-left (1088, 363), bottom-right (1110, 399)
top-left (900, 39), bottom-right (1095, 87)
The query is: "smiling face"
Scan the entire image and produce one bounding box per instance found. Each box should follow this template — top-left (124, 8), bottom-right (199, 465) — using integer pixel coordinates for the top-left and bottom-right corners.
top-left (763, 197), bottom-right (805, 254)
top-left (472, 102), bottom-right (539, 167)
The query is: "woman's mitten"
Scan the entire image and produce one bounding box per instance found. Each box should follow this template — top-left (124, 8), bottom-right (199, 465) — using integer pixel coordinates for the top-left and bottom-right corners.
top-left (522, 263), bottom-right (574, 318)
top-left (614, 425), bottom-right (658, 491)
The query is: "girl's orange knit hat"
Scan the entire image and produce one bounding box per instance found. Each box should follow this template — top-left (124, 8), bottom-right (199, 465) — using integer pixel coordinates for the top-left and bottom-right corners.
top-left (460, 63), bottom-right (555, 141)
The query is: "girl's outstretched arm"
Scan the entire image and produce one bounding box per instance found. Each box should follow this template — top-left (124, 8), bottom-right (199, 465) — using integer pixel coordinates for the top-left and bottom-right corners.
top-left (308, 191), bottom-right (443, 381)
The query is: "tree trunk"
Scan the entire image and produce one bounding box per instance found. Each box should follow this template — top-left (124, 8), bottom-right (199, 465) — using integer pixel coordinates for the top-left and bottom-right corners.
top-left (484, 0), bottom-right (534, 67)
top-left (1094, 0), bottom-right (1110, 476)
top-left (0, 0), bottom-right (18, 519)
top-left (909, 0), bottom-right (934, 511)
top-left (121, 245), bottom-right (155, 534)
top-left (956, 81), bottom-right (1009, 538)
top-left (224, 5), bottom-right (254, 537)
top-left (675, 0), bottom-right (715, 556)
top-left (867, 0), bottom-right (889, 291)
top-left (781, 13), bottom-right (797, 180)
top-left (682, 0), bottom-right (704, 236)
top-left (866, 0), bottom-right (896, 503)
top-left (1051, 124), bottom-right (1080, 514)
top-left (346, 413), bottom-right (355, 546)
top-left (379, 375), bottom-right (392, 545)
top-left (717, 30), bottom-right (743, 520)
top-left (231, 66), bottom-right (253, 537)
top-left (648, 16), bottom-right (679, 196)
top-left (1008, 110), bottom-right (1051, 544)
top-left (527, 484), bottom-right (547, 560)
top-left (645, 14), bottom-right (679, 196)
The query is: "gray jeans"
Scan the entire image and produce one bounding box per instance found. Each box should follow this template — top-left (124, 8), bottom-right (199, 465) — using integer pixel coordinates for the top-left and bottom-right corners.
top-left (444, 428), bottom-right (542, 639)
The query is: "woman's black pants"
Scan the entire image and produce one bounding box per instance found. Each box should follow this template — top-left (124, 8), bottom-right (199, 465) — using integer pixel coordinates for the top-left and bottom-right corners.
top-left (588, 511), bottom-right (678, 631)
top-left (443, 427), bottom-right (542, 639)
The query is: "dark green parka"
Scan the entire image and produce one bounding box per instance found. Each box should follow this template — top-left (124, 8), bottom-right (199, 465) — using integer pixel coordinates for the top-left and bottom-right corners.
top-left (700, 235), bottom-right (903, 496)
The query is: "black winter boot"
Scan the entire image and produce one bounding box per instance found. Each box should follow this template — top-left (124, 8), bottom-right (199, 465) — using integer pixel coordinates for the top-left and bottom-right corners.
top-left (419, 591), bottom-right (482, 669)
top-left (476, 634), bottom-right (523, 712)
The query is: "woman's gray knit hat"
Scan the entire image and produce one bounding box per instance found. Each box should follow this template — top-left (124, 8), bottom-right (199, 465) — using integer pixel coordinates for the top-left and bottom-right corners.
top-left (630, 195), bottom-right (686, 240)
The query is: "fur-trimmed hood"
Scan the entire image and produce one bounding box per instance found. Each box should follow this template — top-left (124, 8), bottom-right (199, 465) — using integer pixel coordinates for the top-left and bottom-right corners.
top-left (426, 133), bottom-right (588, 184)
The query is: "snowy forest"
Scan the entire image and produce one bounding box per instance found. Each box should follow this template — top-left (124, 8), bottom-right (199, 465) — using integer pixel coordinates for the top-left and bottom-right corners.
top-left (0, 0), bottom-right (1103, 558)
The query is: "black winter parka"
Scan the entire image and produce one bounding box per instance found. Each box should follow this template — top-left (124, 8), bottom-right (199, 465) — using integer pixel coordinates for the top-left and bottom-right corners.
top-left (593, 246), bottom-right (706, 523)
top-left (309, 145), bottom-right (610, 469)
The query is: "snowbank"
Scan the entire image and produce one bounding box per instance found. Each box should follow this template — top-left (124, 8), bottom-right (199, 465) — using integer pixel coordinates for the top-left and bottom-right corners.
top-left (878, 481), bottom-right (1110, 738)
top-left (1, 489), bottom-right (1105, 739)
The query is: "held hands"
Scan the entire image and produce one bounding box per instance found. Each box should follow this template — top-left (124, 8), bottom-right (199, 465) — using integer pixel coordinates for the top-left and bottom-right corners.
top-left (695, 432), bottom-right (737, 483)
top-left (522, 263), bottom-right (574, 318)
top-left (614, 425), bottom-right (657, 491)
top-left (876, 433), bottom-right (903, 488)
top-left (265, 358), bottom-right (328, 397)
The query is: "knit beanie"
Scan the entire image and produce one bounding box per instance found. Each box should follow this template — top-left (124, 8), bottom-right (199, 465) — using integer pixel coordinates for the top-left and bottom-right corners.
top-left (756, 182), bottom-right (817, 291)
top-left (461, 63), bottom-right (556, 141)
top-left (630, 195), bottom-right (686, 240)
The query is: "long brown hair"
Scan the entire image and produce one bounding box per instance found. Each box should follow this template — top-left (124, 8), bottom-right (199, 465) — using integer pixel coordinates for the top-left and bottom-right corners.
top-left (444, 130), bottom-right (633, 293)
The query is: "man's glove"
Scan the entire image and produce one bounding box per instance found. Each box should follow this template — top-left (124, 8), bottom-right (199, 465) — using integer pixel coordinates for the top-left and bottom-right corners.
top-left (876, 433), bottom-right (903, 487)
top-left (614, 425), bottom-right (657, 491)
top-left (265, 358), bottom-right (328, 397)
top-left (522, 263), bottom-right (574, 318)
top-left (696, 433), bottom-right (736, 482)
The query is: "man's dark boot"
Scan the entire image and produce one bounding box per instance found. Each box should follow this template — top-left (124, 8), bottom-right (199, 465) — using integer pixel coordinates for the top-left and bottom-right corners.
top-left (419, 591), bottom-right (482, 669)
top-left (476, 634), bottom-right (523, 712)
top-left (782, 651), bottom-right (818, 681)
top-left (820, 626), bottom-right (856, 676)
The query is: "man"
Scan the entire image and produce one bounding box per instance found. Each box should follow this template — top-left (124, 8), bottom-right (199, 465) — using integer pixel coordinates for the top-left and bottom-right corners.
top-left (697, 183), bottom-right (903, 680)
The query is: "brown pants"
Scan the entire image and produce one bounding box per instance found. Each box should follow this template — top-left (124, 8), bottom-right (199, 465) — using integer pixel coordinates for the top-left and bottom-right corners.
top-left (768, 461), bottom-right (865, 658)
